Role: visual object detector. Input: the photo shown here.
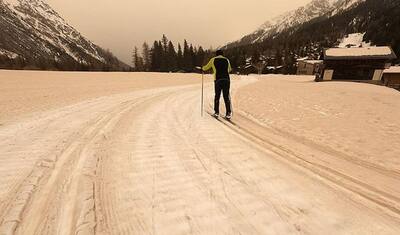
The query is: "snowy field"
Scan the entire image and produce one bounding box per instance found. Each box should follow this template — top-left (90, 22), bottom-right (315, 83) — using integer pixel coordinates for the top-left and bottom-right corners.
top-left (0, 71), bottom-right (399, 234)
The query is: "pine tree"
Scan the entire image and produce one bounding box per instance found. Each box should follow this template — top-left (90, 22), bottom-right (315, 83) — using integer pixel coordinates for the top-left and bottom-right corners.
top-left (151, 41), bottom-right (161, 71)
top-left (177, 43), bottom-right (183, 70)
top-left (142, 42), bottom-right (151, 71)
top-left (167, 41), bottom-right (178, 72)
top-left (161, 34), bottom-right (169, 53)
top-left (189, 44), bottom-right (196, 70)
top-left (183, 40), bottom-right (191, 71)
top-left (157, 40), bottom-right (166, 72)
top-left (132, 47), bottom-right (143, 71)
top-left (196, 46), bottom-right (206, 67)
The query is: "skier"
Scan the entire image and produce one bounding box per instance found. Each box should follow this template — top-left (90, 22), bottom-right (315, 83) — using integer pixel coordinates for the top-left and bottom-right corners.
top-left (202, 49), bottom-right (233, 120)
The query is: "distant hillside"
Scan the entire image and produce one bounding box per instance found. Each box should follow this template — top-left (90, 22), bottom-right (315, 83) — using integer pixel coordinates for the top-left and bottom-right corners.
top-left (224, 0), bottom-right (400, 74)
top-left (225, 0), bottom-right (366, 49)
top-left (0, 0), bottom-right (129, 71)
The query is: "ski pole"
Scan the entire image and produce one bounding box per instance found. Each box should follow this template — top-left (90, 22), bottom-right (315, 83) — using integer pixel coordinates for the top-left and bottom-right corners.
top-left (196, 66), bottom-right (204, 117)
top-left (201, 70), bottom-right (204, 117)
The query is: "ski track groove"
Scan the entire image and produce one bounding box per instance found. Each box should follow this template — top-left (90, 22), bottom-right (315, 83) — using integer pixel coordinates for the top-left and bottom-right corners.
top-left (0, 87), bottom-right (186, 235)
top-left (3, 97), bottom-right (143, 234)
top-left (219, 112), bottom-right (400, 219)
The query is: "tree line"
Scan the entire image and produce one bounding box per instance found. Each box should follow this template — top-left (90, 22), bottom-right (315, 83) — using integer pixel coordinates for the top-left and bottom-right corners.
top-left (132, 35), bottom-right (213, 72)
top-left (0, 50), bottom-right (129, 71)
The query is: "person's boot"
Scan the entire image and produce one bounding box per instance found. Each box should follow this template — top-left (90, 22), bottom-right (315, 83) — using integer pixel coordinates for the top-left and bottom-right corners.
top-left (212, 113), bottom-right (219, 118)
top-left (225, 113), bottom-right (232, 120)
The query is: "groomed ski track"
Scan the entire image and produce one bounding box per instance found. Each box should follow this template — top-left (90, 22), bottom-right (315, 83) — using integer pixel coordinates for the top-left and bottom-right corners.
top-left (0, 76), bottom-right (399, 234)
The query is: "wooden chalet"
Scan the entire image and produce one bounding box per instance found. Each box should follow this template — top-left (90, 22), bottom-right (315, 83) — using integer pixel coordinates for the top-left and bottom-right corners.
top-left (318, 47), bottom-right (397, 82)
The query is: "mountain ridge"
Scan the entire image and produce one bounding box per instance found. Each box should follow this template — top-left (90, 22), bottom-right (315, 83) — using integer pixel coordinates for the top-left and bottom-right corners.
top-left (225, 0), bottom-right (365, 49)
top-left (0, 0), bottom-right (128, 71)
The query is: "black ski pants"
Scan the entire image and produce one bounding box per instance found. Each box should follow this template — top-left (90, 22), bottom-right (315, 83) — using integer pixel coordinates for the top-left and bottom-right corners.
top-left (214, 79), bottom-right (232, 115)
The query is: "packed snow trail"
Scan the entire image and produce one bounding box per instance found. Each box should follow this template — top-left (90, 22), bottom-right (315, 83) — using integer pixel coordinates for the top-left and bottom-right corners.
top-left (0, 77), bottom-right (399, 234)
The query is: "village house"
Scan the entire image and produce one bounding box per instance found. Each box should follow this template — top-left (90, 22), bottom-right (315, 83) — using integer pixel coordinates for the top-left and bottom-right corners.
top-left (318, 46), bottom-right (397, 82)
top-left (382, 66), bottom-right (400, 90)
top-left (297, 58), bottom-right (323, 75)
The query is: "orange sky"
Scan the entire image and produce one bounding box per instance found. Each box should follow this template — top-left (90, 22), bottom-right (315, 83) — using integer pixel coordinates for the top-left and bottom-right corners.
top-left (46, 0), bottom-right (311, 64)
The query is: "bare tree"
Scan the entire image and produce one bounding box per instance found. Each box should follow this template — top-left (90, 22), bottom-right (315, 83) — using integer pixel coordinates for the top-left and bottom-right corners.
top-left (247, 53), bottom-right (268, 74)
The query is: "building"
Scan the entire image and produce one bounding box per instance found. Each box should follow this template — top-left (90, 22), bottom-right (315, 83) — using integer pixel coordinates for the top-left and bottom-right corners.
top-left (382, 66), bottom-right (400, 89)
top-left (297, 58), bottom-right (323, 75)
top-left (318, 47), bottom-right (397, 82)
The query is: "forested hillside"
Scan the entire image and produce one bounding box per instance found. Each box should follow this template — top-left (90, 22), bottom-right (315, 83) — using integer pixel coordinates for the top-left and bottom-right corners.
top-left (224, 0), bottom-right (400, 74)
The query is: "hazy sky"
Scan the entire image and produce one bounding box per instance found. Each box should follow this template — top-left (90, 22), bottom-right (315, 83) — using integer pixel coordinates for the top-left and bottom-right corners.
top-left (46, 0), bottom-right (311, 64)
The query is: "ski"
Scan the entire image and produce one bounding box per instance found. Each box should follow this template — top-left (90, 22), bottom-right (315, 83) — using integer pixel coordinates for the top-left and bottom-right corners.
top-left (209, 113), bottom-right (219, 119)
top-left (207, 111), bottom-right (237, 126)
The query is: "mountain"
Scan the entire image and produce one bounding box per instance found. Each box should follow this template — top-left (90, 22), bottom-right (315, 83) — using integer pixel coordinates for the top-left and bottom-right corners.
top-left (0, 0), bottom-right (129, 71)
top-left (225, 0), bottom-right (365, 49)
top-left (223, 0), bottom-right (400, 74)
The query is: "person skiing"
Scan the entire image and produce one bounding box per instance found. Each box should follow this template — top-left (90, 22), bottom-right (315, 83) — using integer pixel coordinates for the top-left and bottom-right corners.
top-left (202, 49), bottom-right (233, 120)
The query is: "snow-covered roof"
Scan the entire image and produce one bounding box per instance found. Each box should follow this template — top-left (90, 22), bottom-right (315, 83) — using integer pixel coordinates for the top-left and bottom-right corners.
top-left (298, 60), bottom-right (323, 64)
top-left (324, 47), bottom-right (397, 60)
top-left (383, 66), bottom-right (400, 74)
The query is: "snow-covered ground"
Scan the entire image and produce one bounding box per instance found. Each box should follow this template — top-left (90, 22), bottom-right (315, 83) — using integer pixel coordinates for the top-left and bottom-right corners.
top-left (337, 32), bottom-right (371, 48)
top-left (236, 74), bottom-right (400, 172)
top-left (0, 71), bottom-right (202, 124)
top-left (0, 71), bottom-right (399, 234)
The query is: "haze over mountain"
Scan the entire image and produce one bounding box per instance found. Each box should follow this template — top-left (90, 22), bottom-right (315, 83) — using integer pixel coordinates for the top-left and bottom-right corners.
top-left (45, 0), bottom-right (312, 65)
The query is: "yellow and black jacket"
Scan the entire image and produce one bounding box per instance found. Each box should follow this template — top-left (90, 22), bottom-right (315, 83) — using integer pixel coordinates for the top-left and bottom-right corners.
top-left (202, 55), bottom-right (232, 81)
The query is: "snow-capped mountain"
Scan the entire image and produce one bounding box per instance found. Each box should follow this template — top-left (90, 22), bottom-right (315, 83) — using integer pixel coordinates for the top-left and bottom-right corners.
top-left (222, 0), bottom-right (399, 74)
top-left (225, 0), bottom-right (365, 48)
top-left (0, 0), bottom-right (127, 70)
